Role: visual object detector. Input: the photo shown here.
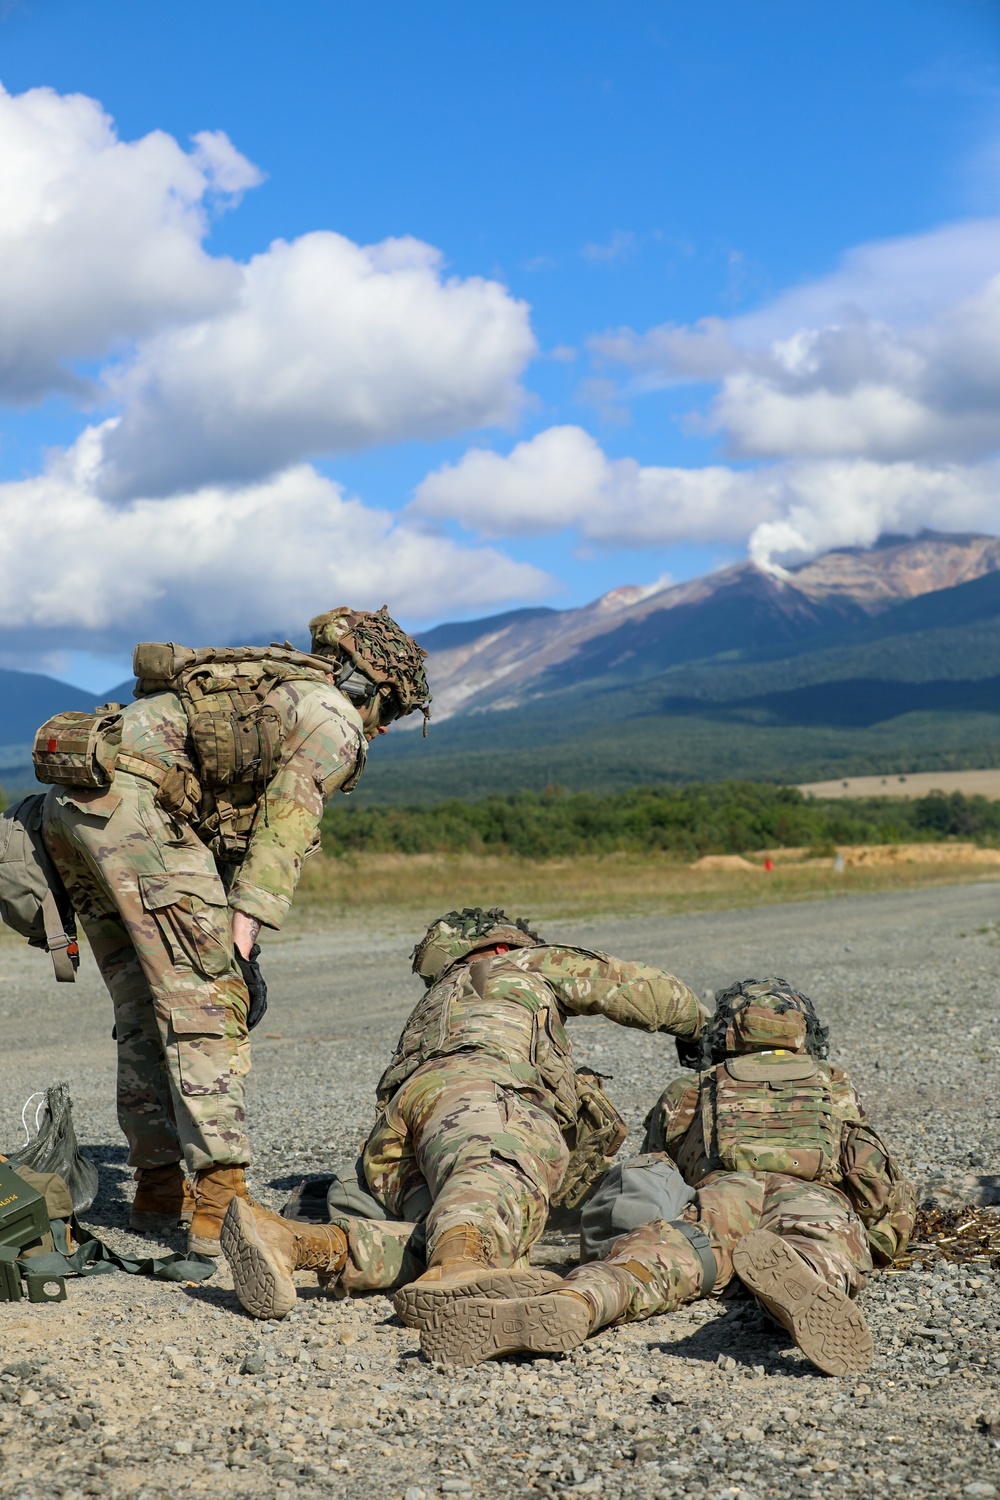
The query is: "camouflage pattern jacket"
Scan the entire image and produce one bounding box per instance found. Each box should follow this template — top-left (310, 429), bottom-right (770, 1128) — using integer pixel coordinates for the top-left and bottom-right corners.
top-left (376, 946), bottom-right (706, 1134)
top-left (117, 679), bottom-right (365, 930)
top-left (642, 1054), bottom-right (915, 1263)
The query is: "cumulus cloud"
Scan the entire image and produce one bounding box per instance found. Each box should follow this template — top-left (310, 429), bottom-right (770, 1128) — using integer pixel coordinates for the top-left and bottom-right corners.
top-left (410, 425), bottom-right (1000, 568)
top-left (592, 217), bottom-right (1000, 463)
top-left (745, 460), bottom-right (1000, 568)
top-left (98, 232), bottom-right (536, 498)
top-left (0, 84), bottom-right (258, 401)
top-left (0, 428), bottom-right (552, 665)
top-left (410, 425), bottom-right (777, 545)
top-left (0, 83), bottom-right (536, 495)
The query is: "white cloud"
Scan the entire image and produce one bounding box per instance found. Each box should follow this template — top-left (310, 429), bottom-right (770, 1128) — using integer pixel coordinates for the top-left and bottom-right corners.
top-left (410, 424), bottom-right (1000, 568)
top-left (98, 231), bottom-right (536, 498)
top-left (0, 84), bottom-right (258, 401)
top-left (709, 275), bottom-right (1000, 461)
top-left (745, 460), bottom-right (1000, 568)
top-left (592, 218), bottom-right (1000, 463)
top-left (0, 83), bottom-right (536, 496)
top-left (0, 429), bottom-right (552, 665)
top-left (410, 425), bottom-right (778, 545)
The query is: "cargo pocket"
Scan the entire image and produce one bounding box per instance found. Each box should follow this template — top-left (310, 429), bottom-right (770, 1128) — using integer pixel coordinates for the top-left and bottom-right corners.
top-left (139, 871), bottom-right (232, 977)
top-left (170, 1004), bottom-right (229, 1097)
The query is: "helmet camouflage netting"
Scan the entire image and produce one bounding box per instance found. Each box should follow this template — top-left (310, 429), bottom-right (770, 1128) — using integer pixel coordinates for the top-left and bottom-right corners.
top-left (411, 906), bottom-right (543, 986)
top-left (309, 605), bottom-right (431, 728)
top-left (700, 978), bottom-right (829, 1068)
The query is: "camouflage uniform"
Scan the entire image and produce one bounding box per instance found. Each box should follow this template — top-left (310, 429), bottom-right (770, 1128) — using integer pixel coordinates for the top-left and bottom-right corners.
top-left (42, 679), bottom-right (365, 1172)
top-left (360, 944), bottom-right (705, 1268)
top-left (561, 1060), bottom-right (913, 1331)
top-left (417, 979), bottom-right (915, 1370)
top-left (219, 911), bottom-right (710, 1322)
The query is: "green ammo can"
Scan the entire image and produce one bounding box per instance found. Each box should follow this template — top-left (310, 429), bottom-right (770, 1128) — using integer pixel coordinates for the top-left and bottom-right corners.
top-left (0, 1248), bottom-right (21, 1302)
top-left (0, 1162), bottom-right (50, 1253)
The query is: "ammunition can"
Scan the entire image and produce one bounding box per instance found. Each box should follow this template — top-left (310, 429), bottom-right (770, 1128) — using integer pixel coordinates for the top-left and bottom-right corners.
top-left (0, 1163), bottom-right (51, 1254)
top-left (0, 1247), bottom-right (22, 1302)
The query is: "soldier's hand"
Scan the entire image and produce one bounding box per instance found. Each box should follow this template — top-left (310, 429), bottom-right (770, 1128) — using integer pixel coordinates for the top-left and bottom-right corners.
top-left (675, 1035), bottom-right (701, 1070)
top-left (235, 943), bottom-right (268, 1030)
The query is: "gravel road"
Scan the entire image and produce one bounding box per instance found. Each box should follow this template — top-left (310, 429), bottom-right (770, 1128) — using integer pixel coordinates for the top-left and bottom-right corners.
top-left (0, 881), bottom-right (998, 1500)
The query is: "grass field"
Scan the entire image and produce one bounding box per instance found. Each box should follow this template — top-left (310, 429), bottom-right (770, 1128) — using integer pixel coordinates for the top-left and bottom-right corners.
top-left (293, 844), bottom-right (1000, 923)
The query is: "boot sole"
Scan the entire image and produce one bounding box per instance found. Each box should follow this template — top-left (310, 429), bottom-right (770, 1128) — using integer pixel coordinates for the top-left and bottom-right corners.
top-left (394, 1269), bottom-right (564, 1330)
top-left (732, 1229), bottom-right (873, 1376)
top-left (420, 1293), bottom-right (591, 1367)
top-left (219, 1198), bottom-right (297, 1318)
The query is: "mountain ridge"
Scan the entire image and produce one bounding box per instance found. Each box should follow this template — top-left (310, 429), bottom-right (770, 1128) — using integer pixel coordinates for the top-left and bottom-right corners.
top-left (421, 531), bottom-right (1000, 720)
top-left (0, 530), bottom-right (998, 801)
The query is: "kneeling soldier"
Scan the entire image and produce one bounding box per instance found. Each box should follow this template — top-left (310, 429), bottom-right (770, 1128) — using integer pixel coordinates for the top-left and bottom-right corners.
top-left (420, 978), bottom-right (915, 1376)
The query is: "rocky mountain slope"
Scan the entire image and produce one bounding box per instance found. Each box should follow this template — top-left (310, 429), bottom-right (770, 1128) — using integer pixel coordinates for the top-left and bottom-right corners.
top-left (421, 532), bottom-right (1000, 721)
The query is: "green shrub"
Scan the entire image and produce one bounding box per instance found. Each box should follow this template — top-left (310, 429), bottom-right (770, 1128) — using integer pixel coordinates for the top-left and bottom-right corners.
top-left (320, 783), bottom-right (1000, 859)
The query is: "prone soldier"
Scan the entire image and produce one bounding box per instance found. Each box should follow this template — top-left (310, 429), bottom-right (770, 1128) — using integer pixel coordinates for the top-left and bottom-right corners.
top-left (420, 978), bottom-right (915, 1376)
top-left (221, 906), bottom-right (709, 1320)
top-left (39, 607), bottom-right (430, 1254)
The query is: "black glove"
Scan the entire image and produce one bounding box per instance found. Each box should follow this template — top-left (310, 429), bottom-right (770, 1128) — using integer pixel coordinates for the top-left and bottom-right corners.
top-left (675, 1035), bottom-right (701, 1070)
top-left (235, 942), bottom-right (268, 1030)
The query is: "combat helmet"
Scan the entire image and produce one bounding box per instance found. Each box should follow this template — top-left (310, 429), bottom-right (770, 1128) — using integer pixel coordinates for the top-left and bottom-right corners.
top-left (309, 606), bottom-right (431, 733)
top-left (411, 907), bottom-right (543, 987)
top-left (699, 978), bottom-right (830, 1069)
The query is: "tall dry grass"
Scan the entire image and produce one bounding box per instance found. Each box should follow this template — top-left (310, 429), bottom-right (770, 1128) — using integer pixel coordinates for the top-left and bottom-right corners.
top-left (294, 848), bottom-right (1000, 924)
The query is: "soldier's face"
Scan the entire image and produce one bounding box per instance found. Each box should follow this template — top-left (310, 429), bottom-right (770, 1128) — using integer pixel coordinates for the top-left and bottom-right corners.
top-left (359, 699), bottom-right (388, 740)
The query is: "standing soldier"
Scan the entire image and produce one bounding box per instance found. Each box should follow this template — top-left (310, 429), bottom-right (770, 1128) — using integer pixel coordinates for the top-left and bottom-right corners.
top-left (221, 906), bottom-right (709, 1320)
top-left (420, 979), bottom-right (915, 1375)
top-left (38, 607), bottom-right (430, 1254)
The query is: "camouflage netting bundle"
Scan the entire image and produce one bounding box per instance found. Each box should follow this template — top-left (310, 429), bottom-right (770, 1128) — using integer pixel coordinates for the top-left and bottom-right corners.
top-left (411, 906), bottom-right (543, 985)
top-left (309, 606), bottom-right (431, 727)
top-left (700, 977), bottom-right (831, 1068)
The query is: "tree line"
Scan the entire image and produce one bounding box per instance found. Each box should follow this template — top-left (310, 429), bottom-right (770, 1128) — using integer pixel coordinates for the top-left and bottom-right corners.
top-left (320, 782), bottom-right (1000, 859)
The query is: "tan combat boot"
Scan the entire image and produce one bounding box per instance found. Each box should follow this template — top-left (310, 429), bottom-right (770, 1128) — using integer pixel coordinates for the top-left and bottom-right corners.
top-left (187, 1165), bottom-right (251, 1255)
top-left (392, 1225), bottom-right (563, 1329)
top-left (732, 1229), bottom-right (873, 1376)
top-left (421, 1285), bottom-right (594, 1366)
top-left (220, 1197), bottom-right (349, 1320)
top-left (129, 1163), bottom-right (195, 1234)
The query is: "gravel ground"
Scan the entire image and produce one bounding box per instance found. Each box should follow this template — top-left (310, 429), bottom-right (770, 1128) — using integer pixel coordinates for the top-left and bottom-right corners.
top-left (0, 882), bottom-right (998, 1500)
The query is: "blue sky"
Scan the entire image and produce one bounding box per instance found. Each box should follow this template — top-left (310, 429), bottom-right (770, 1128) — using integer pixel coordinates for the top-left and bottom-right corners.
top-left (2, 0), bottom-right (1000, 688)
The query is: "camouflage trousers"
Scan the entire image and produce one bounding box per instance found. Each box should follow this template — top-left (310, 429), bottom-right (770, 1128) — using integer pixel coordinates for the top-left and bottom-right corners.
top-left (362, 1055), bottom-right (569, 1264)
top-left (42, 774), bottom-right (251, 1173)
top-left (565, 1170), bottom-right (874, 1330)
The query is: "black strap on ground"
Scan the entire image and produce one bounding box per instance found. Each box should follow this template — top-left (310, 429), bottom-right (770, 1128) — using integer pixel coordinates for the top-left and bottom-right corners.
top-left (21, 1219), bottom-right (215, 1284)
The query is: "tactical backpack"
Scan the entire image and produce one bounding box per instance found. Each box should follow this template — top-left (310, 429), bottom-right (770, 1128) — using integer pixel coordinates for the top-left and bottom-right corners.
top-left (0, 795), bottom-right (79, 981)
top-left (579, 1154), bottom-right (695, 1259)
top-left (701, 1053), bottom-right (849, 1184)
top-left (33, 643), bottom-right (348, 863)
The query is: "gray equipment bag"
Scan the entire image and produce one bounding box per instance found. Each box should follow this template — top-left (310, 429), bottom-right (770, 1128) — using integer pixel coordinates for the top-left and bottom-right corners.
top-left (0, 795), bottom-right (79, 982)
top-left (580, 1153), bottom-right (696, 1262)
